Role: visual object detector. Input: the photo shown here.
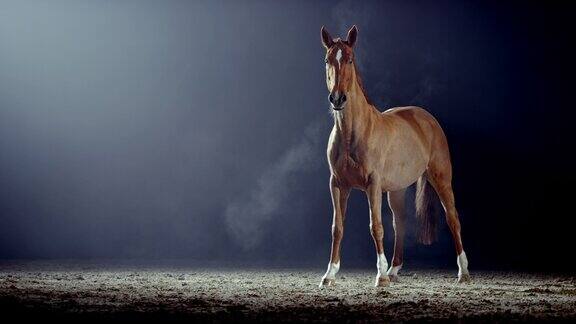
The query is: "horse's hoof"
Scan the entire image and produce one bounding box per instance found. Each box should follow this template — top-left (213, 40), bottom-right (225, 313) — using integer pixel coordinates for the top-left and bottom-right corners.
top-left (389, 274), bottom-right (400, 283)
top-left (319, 278), bottom-right (335, 287)
top-left (457, 273), bottom-right (471, 283)
top-left (375, 276), bottom-right (390, 287)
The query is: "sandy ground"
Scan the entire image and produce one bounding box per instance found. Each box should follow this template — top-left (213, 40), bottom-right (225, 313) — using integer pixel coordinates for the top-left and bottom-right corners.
top-left (0, 261), bottom-right (575, 322)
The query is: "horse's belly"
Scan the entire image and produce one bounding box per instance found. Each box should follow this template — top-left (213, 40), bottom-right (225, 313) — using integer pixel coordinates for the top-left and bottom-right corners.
top-left (380, 164), bottom-right (425, 191)
top-left (378, 143), bottom-right (428, 191)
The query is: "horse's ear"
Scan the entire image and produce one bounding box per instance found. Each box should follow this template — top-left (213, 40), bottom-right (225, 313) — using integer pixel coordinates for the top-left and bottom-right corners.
top-left (321, 26), bottom-right (333, 49)
top-left (346, 25), bottom-right (358, 47)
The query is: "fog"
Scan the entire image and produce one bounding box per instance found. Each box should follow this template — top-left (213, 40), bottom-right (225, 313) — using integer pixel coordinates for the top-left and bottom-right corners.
top-left (1, 0), bottom-right (573, 271)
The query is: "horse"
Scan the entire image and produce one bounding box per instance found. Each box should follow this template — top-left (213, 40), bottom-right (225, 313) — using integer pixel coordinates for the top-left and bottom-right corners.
top-left (319, 25), bottom-right (470, 287)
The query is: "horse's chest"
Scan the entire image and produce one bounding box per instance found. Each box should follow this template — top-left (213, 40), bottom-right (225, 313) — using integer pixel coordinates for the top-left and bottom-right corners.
top-left (329, 147), bottom-right (370, 189)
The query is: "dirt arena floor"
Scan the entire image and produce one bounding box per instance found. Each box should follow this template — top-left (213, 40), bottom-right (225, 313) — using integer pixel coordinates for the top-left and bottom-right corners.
top-left (1, 261), bottom-right (574, 322)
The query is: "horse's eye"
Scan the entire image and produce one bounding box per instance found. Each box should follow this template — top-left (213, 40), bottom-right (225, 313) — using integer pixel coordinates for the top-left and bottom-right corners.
top-left (325, 59), bottom-right (328, 64)
top-left (348, 59), bottom-right (353, 64)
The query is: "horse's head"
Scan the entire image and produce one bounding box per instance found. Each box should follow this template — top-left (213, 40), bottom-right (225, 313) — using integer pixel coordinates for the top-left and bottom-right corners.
top-left (321, 25), bottom-right (358, 111)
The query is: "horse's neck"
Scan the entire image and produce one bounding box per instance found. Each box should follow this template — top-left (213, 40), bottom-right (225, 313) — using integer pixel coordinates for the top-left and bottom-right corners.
top-left (333, 75), bottom-right (375, 148)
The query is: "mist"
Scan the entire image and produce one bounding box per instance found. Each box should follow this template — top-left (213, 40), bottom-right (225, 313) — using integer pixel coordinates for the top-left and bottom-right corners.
top-left (1, 0), bottom-right (574, 271)
top-left (225, 123), bottom-right (324, 251)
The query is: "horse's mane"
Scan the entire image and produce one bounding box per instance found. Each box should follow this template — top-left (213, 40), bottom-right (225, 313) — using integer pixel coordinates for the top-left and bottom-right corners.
top-left (353, 62), bottom-right (373, 106)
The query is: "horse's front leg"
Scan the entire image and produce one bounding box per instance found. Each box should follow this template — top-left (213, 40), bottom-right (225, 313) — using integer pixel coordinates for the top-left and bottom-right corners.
top-left (367, 180), bottom-right (390, 287)
top-left (320, 176), bottom-right (350, 287)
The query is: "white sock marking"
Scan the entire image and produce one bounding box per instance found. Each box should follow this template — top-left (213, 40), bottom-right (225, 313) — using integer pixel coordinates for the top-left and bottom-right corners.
top-left (336, 48), bottom-right (342, 69)
top-left (457, 251), bottom-right (469, 276)
top-left (376, 253), bottom-right (388, 277)
top-left (323, 261), bottom-right (340, 280)
top-left (387, 264), bottom-right (402, 277)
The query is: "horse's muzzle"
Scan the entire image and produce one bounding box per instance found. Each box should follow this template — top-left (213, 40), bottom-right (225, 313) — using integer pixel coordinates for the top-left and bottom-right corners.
top-left (329, 91), bottom-right (347, 110)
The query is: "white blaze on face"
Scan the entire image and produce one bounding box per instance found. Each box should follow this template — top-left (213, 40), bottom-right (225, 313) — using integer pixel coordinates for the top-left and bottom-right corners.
top-left (336, 48), bottom-right (342, 69)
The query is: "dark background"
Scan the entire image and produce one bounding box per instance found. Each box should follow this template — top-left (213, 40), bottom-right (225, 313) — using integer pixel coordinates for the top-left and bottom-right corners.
top-left (0, 0), bottom-right (573, 272)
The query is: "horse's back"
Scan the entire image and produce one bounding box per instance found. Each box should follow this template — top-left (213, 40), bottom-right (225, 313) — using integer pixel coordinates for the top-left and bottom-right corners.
top-left (381, 106), bottom-right (451, 171)
top-left (383, 106), bottom-right (438, 125)
top-left (382, 106), bottom-right (444, 140)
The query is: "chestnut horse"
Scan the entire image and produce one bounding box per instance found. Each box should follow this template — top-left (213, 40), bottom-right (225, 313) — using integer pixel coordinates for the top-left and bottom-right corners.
top-left (319, 25), bottom-right (470, 287)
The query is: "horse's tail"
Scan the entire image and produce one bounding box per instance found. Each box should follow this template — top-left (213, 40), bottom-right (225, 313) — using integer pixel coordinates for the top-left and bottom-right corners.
top-left (415, 173), bottom-right (439, 245)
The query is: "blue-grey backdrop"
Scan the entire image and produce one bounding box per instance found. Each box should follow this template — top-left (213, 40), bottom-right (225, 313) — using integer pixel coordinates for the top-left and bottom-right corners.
top-left (1, 0), bottom-right (573, 271)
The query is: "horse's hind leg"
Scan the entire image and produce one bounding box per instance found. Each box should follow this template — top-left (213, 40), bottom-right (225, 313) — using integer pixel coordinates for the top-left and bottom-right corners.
top-left (427, 167), bottom-right (471, 283)
top-left (387, 188), bottom-right (406, 282)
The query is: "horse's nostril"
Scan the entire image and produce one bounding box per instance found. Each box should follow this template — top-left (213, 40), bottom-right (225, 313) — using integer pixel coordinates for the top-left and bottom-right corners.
top-left (328, 93), bottom-right (334, 103)
top-left (341, 94), bottom-right (347, 103)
